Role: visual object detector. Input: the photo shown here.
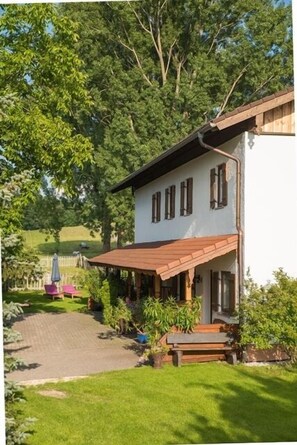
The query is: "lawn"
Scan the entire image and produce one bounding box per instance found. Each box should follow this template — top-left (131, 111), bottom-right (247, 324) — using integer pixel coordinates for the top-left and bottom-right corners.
top-left (22, 363), bottom-right (297, 445)
top-left (4, 290), bottom-right (89, 314)
top-left (23, 225), bottom-right (107, 258)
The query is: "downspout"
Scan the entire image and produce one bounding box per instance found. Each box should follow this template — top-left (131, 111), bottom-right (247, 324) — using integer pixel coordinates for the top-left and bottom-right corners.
top-left (197, 131), bottom-right (243, 302)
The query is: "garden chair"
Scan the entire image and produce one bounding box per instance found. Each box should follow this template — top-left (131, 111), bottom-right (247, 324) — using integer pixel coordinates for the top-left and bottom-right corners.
top-left (44, 284), bottom-right (64, 300)
top-left (62, 284), bottom-right (82, 299)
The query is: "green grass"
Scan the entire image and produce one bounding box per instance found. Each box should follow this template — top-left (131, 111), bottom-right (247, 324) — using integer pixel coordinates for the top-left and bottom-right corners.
top-left (23, 225), bottom-right (105, 258)
top-left (22, 363), bottom-right (297, 445)
top-left (4, 291), bottom-right (89, 313)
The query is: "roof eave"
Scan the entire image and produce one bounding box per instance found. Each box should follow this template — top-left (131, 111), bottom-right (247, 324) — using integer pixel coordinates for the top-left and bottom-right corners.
top-left (109, 121), bottom-right (217, 193)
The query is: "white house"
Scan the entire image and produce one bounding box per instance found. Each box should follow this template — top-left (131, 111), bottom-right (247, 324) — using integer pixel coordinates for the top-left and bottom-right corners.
top-left (90, 87), bottom-right (296, 325)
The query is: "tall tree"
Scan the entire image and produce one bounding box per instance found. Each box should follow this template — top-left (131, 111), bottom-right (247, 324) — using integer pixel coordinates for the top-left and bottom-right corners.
top-left (0, 5), bottom-right (92, 442)
top-left (63, 0), bottom-right (293, 249)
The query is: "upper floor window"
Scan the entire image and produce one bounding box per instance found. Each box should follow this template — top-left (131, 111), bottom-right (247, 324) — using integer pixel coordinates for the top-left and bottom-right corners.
top-left (165, 185), bottom-right (176, 220)
top-left (180, 177), bottom-right (193, 216)
top-left (210, 163), bottom-right (228, 209)
top-left (152, 191), bottom-right (161, 223)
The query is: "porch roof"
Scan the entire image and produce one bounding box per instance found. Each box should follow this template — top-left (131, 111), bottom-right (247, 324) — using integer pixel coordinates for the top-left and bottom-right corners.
top-left (88, 234), bottom-right (238, 280)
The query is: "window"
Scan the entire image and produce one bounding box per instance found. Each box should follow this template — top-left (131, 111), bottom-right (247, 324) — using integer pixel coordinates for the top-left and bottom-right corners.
top-left (211, 271), bottom-right (235, 314)
top-left (180, 177), bottom-right (193, 216)
top-left (210, 163), bottom-right (228, 209)
top-left (165, 185), bottom-right (176, 219)
top-left (152, 191), bottom-right (161, 223)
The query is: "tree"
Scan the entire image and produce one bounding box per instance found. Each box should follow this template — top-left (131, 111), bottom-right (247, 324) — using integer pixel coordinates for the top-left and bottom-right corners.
top-left (0, 5), bottom-right (93, 443)
top-left (62, 0), bottom-right (293, 248)
top-left (0, 4), bottom-right (92, 186)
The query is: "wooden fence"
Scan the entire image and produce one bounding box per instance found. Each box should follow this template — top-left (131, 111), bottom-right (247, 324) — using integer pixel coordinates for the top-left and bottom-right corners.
top-left (39, 255), bottom-right (79, 269)
top-left (7, 273), bottom-right (80, 291)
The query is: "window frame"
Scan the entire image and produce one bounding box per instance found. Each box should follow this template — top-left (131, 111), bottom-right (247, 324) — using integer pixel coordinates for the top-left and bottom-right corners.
top-left (165, 185), bottom-right (176, 220)
top-left (180, 177), bottom-right (193, 216)
top-left (210, 163), bottom-right (228, 209)
top-left (152, 191), bottom-right (161, 223)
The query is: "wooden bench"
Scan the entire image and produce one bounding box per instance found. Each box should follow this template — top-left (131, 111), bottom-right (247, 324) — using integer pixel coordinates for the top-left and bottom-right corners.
top-left (167, 332), bottom-right (237, 366)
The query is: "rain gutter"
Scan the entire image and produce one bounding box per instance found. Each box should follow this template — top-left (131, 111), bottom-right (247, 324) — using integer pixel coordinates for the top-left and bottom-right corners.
top-left (197, 130), bottom-right (243, 300)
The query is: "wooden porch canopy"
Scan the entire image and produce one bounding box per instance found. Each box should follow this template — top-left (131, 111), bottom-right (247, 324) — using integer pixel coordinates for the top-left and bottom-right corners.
top-left (88, 234), bottom-right (238, 280)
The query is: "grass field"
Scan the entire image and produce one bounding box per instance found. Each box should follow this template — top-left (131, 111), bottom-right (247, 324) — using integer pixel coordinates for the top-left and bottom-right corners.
top-left (22, 363), bottom-right (297, 445)
top-left (23, 226), bottom-right (105, 258)
top-left (4, 290), bottom-right (89, 313)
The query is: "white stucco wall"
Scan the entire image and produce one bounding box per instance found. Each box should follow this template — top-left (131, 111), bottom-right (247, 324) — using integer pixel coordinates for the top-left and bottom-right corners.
top-left (243, 132), bottom-right (297, 284)
top-left (135, 135), bottom-right (243, 243)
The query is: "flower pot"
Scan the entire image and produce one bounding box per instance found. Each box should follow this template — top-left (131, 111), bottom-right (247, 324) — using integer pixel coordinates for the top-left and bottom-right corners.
top-left (137, 333), bottom-right (148, 344)
top-left (152, 352), bottom-right (165, 369)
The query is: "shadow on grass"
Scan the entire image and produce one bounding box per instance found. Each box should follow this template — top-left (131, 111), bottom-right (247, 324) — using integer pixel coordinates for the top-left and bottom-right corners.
top-left (170, 365), bottom-right (297, 444)
top-left (36, 239), bottom-right (109, 257)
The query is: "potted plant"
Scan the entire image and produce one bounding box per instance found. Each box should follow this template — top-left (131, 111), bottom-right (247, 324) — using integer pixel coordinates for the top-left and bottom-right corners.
top-left (148, 340), bottom-right (169, 369)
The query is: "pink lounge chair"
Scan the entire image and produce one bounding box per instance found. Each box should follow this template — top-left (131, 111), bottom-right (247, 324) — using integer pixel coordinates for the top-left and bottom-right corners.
top-left (44, 284), bottom-right (64, 300)
top-left (62, 284), bottom-right (82, 299)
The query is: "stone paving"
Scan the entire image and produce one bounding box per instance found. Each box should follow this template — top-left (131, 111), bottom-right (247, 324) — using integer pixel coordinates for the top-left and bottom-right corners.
top-left (6, 312), bottom-right (141, 384)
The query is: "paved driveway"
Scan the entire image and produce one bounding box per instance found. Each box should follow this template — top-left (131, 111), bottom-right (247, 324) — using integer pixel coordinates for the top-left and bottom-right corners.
top-left (6, 312), bottom-right (140, 384)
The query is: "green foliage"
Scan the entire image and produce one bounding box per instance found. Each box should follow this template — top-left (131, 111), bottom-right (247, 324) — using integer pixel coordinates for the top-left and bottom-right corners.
top-left (99, 279), bottom-right (113, 325)
top-left (105, 298), bottom-right (133, 334)
top-left (62, 0), bottom-right (292, 245)
top-left (0, 4), bottom-right (93, 186)
top-left (143, 296), bottom-right (202, 346)
top-left (239, 269), bottom-right (297, 361)
top-left (175, 297), bottom-right (202, 333)
top-left (3, 301), bottom-right (36, 444)
top-left (79, 268), bottom-right (103, 302)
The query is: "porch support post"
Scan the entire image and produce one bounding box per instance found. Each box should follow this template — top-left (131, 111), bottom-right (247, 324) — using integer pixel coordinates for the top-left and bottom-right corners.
top-left (185, 268), bottom-right (194, 301)
top-left (127, 271), bottom-right (132, 299)
top-left (135, 272), bottom-right (141, 301)
top-left (154, 275), bottom-right (161, 299)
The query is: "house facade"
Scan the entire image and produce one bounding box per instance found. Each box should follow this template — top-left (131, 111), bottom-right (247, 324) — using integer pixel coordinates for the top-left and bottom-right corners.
top-left (89, 88), bottom-right (296, 325)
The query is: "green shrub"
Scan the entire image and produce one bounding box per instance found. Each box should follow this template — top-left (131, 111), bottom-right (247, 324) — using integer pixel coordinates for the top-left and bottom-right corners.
top-left (142, 296), bottom-right (202, 345)
top-left (239, 269), bottom-right (297, 361)
top-left (80, 268), bottom-right (103, 302)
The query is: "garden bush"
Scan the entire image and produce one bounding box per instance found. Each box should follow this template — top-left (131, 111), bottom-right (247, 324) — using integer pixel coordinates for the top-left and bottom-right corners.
top-left (239, 269), bottom-right (297, 361)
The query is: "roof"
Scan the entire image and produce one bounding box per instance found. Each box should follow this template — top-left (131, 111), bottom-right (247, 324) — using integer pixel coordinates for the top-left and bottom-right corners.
top-left (88, 234), bottom-right (238, 280)
top-left (111, 87), bottom-right (294, 193)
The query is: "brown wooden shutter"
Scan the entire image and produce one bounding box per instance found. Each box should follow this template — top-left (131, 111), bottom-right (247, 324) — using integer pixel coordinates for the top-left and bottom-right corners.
top-left (156, 191), bottom-right (161, 222)
top-left (211, 271), bottom-right (219, 311)
top-left (152, 194), bottom-right (156, 222)
top-left (229, 273), bottom-right (235, 313)
top-left (170, 185), bottom-right (176, 218)
top-left (210, 168), bottom-right (216, 209)
top-left (187, 177), bottom-right (193, 214)
top-left (165, 188), bottom-right (169, 219)
top-left (180, 181), bottom-right (185, 215)
top-left (222, 163), bottom-right (228, 206)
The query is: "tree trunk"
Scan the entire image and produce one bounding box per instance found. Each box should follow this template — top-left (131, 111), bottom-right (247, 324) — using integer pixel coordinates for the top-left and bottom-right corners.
top-left (102, 217), bottom-right (112, 252)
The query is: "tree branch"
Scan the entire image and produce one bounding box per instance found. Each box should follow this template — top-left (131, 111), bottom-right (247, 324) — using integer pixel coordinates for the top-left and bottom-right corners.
top-left (216, 66), bottom-right (248, 117)
top-left (131, 4), bottom-right (167, 85)
top-left (117, 37), bottom-right (153, 86)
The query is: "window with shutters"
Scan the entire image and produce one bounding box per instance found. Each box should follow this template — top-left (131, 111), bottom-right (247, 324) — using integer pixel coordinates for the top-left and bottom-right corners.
top-left (180, 177), bottom-right (193, 216)
top-left (211, 270), bottom-right (235, 314)
top-left (152, 191), bottom-right (161, 223)
top-left (210, 163), bottom-right (228, 209)
top-left (165, 185), bottom-right (176, 219)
